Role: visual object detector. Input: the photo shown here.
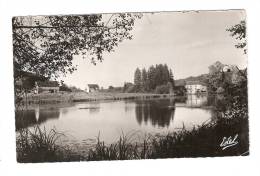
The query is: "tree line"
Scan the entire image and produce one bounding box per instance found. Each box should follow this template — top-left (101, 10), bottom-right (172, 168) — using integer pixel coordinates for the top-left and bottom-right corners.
top-left (124, 64), bottom-right (174, 93)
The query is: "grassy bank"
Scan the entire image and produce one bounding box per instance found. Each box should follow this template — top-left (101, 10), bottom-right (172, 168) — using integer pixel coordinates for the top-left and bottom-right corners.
top-left (16, 114), bottom-right (249, 163)
top-left (23, 92), bottom-right (174, 104)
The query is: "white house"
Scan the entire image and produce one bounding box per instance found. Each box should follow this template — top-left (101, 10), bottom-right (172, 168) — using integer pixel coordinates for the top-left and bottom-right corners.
top-left (185, 81), bottom-right (207, 94)
top-left (85, 84), bottom-right (99, 93)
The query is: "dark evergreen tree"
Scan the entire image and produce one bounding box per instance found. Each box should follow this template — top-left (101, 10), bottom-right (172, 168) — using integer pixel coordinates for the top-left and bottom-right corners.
top-left (134, 68), bottom-right (142, 91)
top-left (141, 68), bottom-right (148, 92)
top-left (147, 65), bottom-right (156, 90)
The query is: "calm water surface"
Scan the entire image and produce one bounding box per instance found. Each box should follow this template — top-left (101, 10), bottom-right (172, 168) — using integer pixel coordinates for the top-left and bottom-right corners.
top-left (16, 95), bottom-right (213, 145)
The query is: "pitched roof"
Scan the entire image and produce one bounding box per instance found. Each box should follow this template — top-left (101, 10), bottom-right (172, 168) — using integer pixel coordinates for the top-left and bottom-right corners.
top-left (174, 80), bottom-right (185, 86)
top-left (88, 84), bottom-right (99, 89)
top-left (37, 81), bottom-right (59, 87)
top-left (185, 81), bottom-right (207, 86)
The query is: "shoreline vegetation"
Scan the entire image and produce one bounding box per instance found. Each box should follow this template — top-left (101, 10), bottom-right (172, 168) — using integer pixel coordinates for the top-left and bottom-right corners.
top-left (16, 114), bottom-right (249, 163)
top-left (21, 92), bottom-right (177, 104)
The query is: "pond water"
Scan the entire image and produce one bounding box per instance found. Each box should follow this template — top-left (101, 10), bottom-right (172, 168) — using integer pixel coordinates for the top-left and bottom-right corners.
top-left (16, 95), bottom-right (214, 145)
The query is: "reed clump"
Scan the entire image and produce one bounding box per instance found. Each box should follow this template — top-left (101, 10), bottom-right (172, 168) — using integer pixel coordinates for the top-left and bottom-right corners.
top-left (16, 126), bottom-right (81, 163)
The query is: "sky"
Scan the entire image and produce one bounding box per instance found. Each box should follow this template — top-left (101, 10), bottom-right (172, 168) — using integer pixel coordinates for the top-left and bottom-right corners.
top-left (60, 10), bottom-right (247, 90)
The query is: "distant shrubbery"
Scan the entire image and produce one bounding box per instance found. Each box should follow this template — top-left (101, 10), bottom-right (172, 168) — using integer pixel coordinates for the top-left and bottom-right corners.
top-left (155, 84), bottom-right (170, 94)
top-left (123, 82), bottom-right (136, 93)
top-left (59, 83), bottom-right (84, 92)
top-left (104, 86), bottom-right (124, 93)
top-left (59, 84), bottom-right (72, 92)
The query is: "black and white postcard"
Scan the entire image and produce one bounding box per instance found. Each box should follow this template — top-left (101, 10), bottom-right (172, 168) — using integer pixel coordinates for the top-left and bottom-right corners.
top-left (13, 10), bottom-right (249, 163)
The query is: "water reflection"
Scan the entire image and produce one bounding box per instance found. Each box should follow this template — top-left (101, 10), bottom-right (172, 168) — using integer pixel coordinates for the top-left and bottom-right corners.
top-left (207, 94), bottom-right (230, 121)
top-left (186, 94), bottom-right (208, 107)
top-left (124, 101), bottom-right (135, 113)
top-left (134, 95), bottom-right (212, 128)
top-left (135, 99), bottom-right (175, 128)
top-left (88, 102), bottom-right (100, 114)
top-left (15, 96), bottom-right (214, 144)
top-left (16, 107), bottom-right (60, 131)
top-left (78, 102), bottom-right (101, 114)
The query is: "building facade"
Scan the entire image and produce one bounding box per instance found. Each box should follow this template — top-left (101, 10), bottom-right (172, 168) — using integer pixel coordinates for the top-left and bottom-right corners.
top-left (35, 81), bottom-right (59, 94)
top-left (85, 84), bottom-right (99, 93)
top-left (185, 81), bottom-right (207, 94)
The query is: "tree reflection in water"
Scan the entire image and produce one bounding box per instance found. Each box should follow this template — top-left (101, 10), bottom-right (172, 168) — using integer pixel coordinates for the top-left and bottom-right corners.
top-left (135, 98), bottom-right (176, 128)
top-left (15, 107), bottom-right (60, 131)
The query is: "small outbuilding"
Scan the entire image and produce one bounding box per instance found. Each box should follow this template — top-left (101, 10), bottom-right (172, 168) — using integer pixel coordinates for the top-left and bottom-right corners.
top-left (85, 84), bottom-right (99, 93)
top-left (35, 81), bottom-right (60, 94)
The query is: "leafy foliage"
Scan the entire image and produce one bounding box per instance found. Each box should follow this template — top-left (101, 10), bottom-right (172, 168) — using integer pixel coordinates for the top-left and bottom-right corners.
top-left (13, 14), bottom-right (142, 79)
top-left (123, 82), bottom-right (136, 93)
top-left (226, 20), bottom-right (247, 54)
top-left (59, 82), bottom-right (72, 92)
top-left (155, 84), bottom-right (170, 94)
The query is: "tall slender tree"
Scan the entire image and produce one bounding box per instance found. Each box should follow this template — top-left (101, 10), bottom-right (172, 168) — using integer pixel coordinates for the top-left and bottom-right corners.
top-left (147, 65), bottom-right (156, 90)
top-left (169, 69), bottom-right (174, 86)
top-left (134, 67), bottom-right (142, 91)
top-left (141, 68), bottom-right (148, 92)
